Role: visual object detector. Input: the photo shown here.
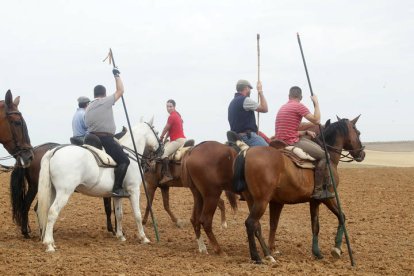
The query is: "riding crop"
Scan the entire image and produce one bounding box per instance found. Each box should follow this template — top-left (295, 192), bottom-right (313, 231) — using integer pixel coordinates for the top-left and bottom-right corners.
top-left (104, 48), bottom-right (160, 242)
top-left (297, 33), bottom-right (355, 266)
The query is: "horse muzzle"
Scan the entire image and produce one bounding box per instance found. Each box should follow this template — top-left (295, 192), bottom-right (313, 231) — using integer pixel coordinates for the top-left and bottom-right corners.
top-left (16, 148), bottom-right (34, 168)
top-left (354, 150), bottom-right (366, 162)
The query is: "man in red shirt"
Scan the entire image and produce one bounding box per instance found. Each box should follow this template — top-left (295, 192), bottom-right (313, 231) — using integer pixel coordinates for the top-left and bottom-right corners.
top-left (159, 99), bottom-right (186, 184)
top-left (275, 86), bottom-right (334, 200)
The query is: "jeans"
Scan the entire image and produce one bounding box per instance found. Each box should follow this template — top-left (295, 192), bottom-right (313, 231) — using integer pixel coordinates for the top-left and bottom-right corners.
top-left (239, 132), bottom-right (268, 147)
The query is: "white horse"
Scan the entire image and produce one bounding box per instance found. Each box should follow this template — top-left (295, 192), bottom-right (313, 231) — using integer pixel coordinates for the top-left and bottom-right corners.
top-left (36, 119), bottom-right (160, 252)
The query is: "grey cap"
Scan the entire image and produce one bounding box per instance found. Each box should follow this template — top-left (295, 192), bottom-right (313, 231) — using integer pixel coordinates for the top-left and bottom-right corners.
top-left (77, 96), bottom-right (90, 104)
top-left (236, 79), bottom-right (253, 91)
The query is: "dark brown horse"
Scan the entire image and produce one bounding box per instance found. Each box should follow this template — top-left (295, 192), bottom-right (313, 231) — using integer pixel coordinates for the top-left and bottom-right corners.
top-left (0, 90), bottom-right (33, 167)
top-left (181, 141), bottom-right (239, 255)
top-left (142, 159), bottom-right (232, 228)
top-left (238, 116), bottom-right (365, 263)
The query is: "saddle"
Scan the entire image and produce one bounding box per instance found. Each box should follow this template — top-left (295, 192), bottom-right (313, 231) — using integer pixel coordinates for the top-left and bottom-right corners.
top-left (226, 131), bottom-right (249, 153)
top-left (82, 145), bottom-right (117, 167)
top-left (269, 139), bottom-right (316, 169)
top-left (169, 139), bottom-right (195, 162)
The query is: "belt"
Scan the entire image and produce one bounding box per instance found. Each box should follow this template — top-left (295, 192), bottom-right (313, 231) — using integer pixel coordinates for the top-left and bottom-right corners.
top-left (91, 132), bottom-right (113, 137)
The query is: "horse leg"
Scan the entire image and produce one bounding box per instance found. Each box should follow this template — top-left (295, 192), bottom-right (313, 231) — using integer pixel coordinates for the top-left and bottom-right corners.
top-left (103, 197), bottom-right (115, 235)
top-left (189, 186), bottom-right (206, 254)
top-left (21, 181), bottom-right (38, 238)
top-left (268, 202), bottom-right (284, 254)
top-left (128, 190), bottom-right (150, 244)
top-left (323, 199), bottom-right (346, 259)
top-left (310, 200), bottom-right (323, 259)
top-left (200, 195), bottom-right (225, 255)
top-left (113, 198), bottom-right (126, 242)
top-left (161, 186), bottom-right (182, 228)
top-left (217, 197), bottom-right (227, 229)
top-left (254, 221), bottom-right (275, 263)
top-left (142, 178), bottom-right (157, 225)
top-left (245, 201), bottom-right (269, 264)
top-left (43, 191), bottom-right (71, 252)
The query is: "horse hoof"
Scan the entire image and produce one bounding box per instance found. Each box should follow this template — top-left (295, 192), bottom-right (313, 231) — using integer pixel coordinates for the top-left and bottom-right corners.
top-left (45, 246), bottom-right (55, 253)
top-left (221, 221), bottom-right (228, 229)
top-left (265, 255), bottom-right (276, 263)
top-left (176, 219), bottom-right (185, 228)
top-left (141, 237), bottom-right (151, 244)
top-left (118, 236), bottom-right (126, 242)
top-left (331, 247), bottom-right (342, 259)
top-left (254, 259), bottom-right (263, 265)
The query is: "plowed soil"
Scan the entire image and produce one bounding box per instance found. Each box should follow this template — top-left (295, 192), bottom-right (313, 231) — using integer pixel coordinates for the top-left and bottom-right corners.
top-left (0, 167), bottom-right (413, 275)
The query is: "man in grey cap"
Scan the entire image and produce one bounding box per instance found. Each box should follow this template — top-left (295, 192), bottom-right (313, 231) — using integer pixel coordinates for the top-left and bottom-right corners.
top-left (228, 79), bottom-right (268, 146)
top-left (71, 96), bottom-right (90, 145)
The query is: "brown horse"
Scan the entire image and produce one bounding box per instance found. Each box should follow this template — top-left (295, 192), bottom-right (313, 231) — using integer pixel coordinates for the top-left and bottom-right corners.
top-left (181, 141), bottom-right (239, 255)
top-left (0, 90), bottom-right (33, 167)
top-left (142, 159), bottom-right (232, 228)
top-left (238, 116), bottom-right (365, 263)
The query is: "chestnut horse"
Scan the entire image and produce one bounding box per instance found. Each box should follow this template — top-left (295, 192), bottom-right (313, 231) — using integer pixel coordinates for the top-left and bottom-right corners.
top-left (0, 90), bottom-right (33, 167)
top-left (181, 141), bottom-right (239, 255)
top-left (142, 159), bottom-right (234, 229)
top-left (239, 116), bottom-right (365, 263)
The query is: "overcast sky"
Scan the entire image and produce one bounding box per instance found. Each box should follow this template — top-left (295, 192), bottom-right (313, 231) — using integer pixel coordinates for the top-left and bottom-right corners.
top-left (1, 1), bottom-right (413, 162)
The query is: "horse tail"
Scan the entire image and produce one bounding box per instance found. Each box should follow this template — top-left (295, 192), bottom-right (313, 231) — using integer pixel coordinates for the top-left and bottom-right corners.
top-left (9, 165), bottom-right (27, 226)
top-left (233, 151), bottom-right (247, 193)
top-left (37, 150), bottom-right (54, 241)
top-left (224, 191), bottom-right (238, 212)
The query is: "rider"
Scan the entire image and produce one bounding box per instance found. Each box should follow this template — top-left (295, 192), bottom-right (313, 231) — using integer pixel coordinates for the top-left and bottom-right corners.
top-left (159, 99), bottom-right (186, 184)
top-left (71, 96), bottom-right (90, 145)
top-left (228, 79), bottom-right (269, 146)
top-left (84, 67), bottom-right (130, 198)
top-left (275, 86), bottom-right (334, 200)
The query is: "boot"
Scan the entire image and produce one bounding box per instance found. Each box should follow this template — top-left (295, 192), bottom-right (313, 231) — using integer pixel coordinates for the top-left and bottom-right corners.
top-left (159, 158), bottom-right (173, 184)
top-left (112, 163), bottom-right (130, 198)
top-left (311, 160), bottom-right (335, 200)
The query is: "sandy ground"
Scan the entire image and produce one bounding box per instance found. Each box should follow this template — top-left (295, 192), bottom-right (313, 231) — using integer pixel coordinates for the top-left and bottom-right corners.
top-left (0, 164), bottom-right (413, 275)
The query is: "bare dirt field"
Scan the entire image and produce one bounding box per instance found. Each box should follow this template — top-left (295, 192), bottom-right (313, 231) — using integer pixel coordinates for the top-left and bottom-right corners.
top-left (1, 165), bottom-right (413, 275)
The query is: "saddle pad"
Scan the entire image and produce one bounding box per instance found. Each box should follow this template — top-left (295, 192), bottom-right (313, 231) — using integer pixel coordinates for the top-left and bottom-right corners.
top-left (282, 148), bottom-right (315, 169)
top-left (170, 146), bottom-right (192, 161)
top-left (236, 140), bottom-right (249, 152)
top-left (82, 145), bottom-right (117, 167)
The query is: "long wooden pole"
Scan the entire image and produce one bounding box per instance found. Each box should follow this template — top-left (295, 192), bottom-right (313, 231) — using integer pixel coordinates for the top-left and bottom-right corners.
top-left (296, 34), bottom-right (355, 266)
top-left (256, 34), bottom-right (260, 133)
top-left (107, 49), bottom-right (160, 242)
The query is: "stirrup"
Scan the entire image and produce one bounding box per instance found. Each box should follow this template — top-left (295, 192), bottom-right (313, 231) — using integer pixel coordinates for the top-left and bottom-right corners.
top-left (112, 189), bottom-right (130, 198)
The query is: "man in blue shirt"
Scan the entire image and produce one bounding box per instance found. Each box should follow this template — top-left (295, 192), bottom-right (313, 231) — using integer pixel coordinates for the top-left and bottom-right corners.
top-left (71, 96), bottom-right (90, 145)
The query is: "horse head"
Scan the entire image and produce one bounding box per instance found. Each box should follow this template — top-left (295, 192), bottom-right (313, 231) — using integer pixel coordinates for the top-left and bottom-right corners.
top-left (324, 115), bottom-right (365, 162)
top-left (0, 90), bottom-right (33, 167)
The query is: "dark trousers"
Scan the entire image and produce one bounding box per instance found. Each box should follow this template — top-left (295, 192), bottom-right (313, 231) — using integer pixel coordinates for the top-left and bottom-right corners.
top-left (99, 136), bottom-right (130, 166)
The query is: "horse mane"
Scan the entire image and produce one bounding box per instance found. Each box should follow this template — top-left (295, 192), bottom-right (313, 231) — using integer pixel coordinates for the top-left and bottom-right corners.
top-left (323, 119), bottom-right (350, 146)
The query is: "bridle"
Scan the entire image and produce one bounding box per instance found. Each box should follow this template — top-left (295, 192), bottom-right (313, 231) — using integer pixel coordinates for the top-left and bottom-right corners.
top-left (324, 144), bottom-right (365, 162)
top-left (1, 106), bottom-right (33, 160)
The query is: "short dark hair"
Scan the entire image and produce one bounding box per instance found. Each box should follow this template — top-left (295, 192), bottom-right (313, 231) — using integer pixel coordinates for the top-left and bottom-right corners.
top-left (167, 99), bottom-right (176, 107)
top-left (289, 86), bottom-right (302, 99)
top-left (94, 85), bottom-right (106, 98)
top-left (78, 102), bottom-right (88, 108)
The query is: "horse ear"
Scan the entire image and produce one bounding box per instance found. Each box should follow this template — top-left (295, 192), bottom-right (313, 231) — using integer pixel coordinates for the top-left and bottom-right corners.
top-left (325, 119), bottom-right (331, 128)
top-left (5, 90), bottom-right (13, 107)
top-left (148, 115), bottom-right (154, 126)
top-left (13, 96), bottom-right (20, 106)
top-left (336, 115), bottom-right (341, 121)
top-left (351, 114), bottom-right (361, 125)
